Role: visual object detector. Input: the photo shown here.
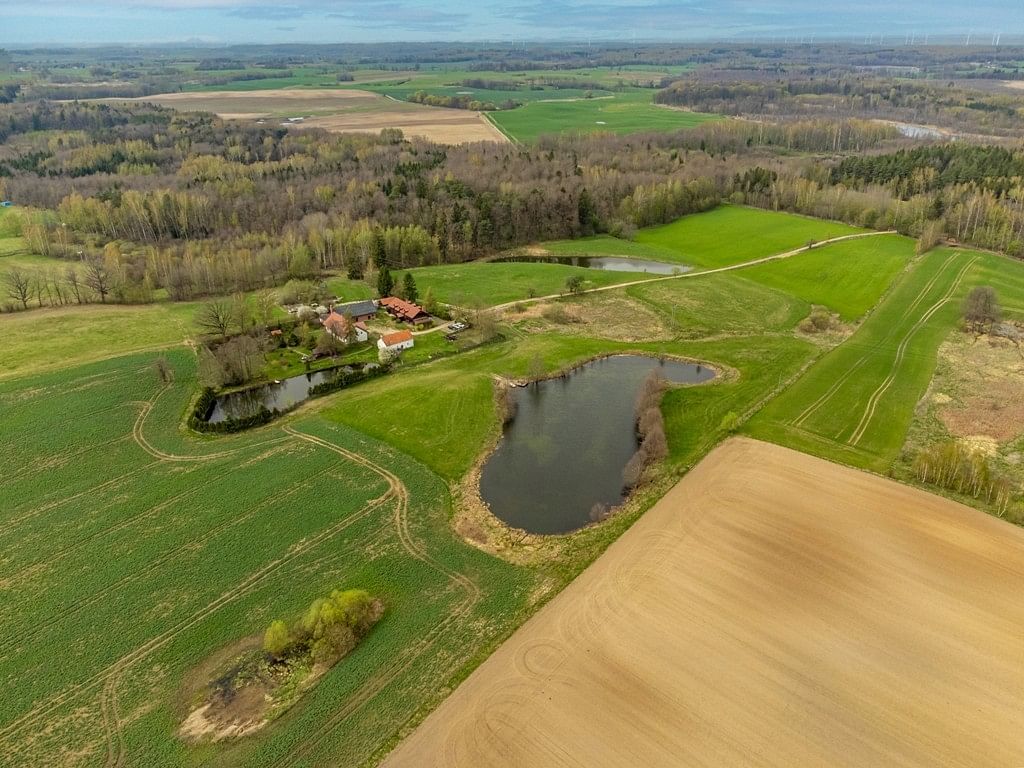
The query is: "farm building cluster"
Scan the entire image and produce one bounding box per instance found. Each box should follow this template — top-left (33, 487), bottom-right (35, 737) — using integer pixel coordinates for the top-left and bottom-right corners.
top-left (283, 295), bottom-right (439, 362)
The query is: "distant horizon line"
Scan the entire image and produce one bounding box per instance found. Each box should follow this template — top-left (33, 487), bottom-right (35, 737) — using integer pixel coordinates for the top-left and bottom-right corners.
top-left (6, 35), bottom-right (1024, 50)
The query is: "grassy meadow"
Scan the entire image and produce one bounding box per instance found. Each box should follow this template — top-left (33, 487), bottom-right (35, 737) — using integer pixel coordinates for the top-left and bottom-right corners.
top-left (404, 260), bottom-right (658, 308)
top-left (634, 205), bottom-right (867, 268)
top-left (541, 206), bottom-right (867, 269)
top-left (745, 247), bottom-right (981, 471)
top-left (486, 90), bottom-right (718, 143)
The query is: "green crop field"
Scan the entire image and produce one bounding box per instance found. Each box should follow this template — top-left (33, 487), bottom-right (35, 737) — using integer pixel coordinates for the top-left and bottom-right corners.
top-left (738, 233), bottom-right (914, 320)
top-left (404, 260), bottom-right (659, 308)
top-left (745, 247), bottom-right (982, 471)
top-left (487, 90), bottom-right (718, 143)
top-left (540, 206), bottom-right (868, 269)
top-left (634, 205), bottom-right (868, 268)
top-left (0, 349), bottom-right (538, 767)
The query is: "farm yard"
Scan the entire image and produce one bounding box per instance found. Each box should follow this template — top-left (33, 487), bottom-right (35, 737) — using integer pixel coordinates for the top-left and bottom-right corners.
top-left (382, 438), bottom-right (1024, 768)
top-left (5, 201), bottom-right (1024, 767)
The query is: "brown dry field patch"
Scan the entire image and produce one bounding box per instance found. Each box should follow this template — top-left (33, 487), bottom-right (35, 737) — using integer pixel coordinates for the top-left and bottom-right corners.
top-left (935, 332), bottom-right (1024, 443)
top-left (384, 437), bottom-right (1024, 768)
top-left (124, 89), bottom-right (507, 144)
top-left (299, 107), bottom-right (506, 144)
top-left (510, 292), bottom-right (673, 342)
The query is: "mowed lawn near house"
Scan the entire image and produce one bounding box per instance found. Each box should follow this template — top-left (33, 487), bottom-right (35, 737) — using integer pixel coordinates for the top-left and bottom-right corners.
top-left (487, 91), bottom-right (718, 143)
top-left (404, 261), bottom-right (659, 308)
top-left (745, 246), bottom-right (1024, 472)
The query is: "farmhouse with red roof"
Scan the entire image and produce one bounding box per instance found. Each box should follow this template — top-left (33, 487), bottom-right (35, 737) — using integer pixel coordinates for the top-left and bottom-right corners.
top-left (380, 296), bottom-right (431, 325)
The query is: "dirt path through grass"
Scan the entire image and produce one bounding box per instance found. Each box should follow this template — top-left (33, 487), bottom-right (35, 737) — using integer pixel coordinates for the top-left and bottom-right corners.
top-left (487, 230), bottom-right (895, 312)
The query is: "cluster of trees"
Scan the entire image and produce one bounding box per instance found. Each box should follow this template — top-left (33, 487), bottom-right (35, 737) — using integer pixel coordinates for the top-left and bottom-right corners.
top-left (263, 588), bottom-right (381, 666)
top-left (1, 100), bottom-right (750, 311)
top-left (912, 441), bottom-right (1017, 515)
top-left (623, 369), bottom-right (670, 489)
top-left (832, 145), bottom-right (1024, 197)
top-left (407, 90), bottom-right (513, 111)
top-left (197, 334), bottom-right (269, 388)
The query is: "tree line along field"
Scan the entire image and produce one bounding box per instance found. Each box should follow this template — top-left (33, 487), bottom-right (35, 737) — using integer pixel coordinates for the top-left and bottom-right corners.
top-left (5, 204), bottom-right (1023, 766)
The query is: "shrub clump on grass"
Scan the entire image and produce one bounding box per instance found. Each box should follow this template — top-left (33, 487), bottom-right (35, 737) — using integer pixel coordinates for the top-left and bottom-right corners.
top-left (182, 588), bottom-right (383, 743)
top-left (623, 370), bottom-right (669, 490)
top-left (798, 306), bottom-right (837, 334)
top-left (264, 588), bottom-right (383, 666)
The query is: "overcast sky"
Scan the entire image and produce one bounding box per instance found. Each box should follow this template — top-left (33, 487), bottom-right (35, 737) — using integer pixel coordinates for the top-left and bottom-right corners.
top-left (2, 1), bottom-right (1023, 46)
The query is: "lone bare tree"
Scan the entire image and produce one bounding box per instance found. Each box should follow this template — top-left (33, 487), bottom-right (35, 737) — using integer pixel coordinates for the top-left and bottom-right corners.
top-left (195, 298), bottom-right (237, 337)
top-left (4, 267), bottom-right (32, 310)
top-left (84, 259), bottom-right (112, 303)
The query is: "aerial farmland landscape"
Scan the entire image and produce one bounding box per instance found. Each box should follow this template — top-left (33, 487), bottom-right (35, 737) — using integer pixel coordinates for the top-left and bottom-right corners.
top-left (4, 3), bottom-right (1024, 767)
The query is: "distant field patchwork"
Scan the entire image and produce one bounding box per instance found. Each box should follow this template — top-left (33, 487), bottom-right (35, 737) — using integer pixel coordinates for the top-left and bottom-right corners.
top-left (122, 89), bottom-right (507, 144)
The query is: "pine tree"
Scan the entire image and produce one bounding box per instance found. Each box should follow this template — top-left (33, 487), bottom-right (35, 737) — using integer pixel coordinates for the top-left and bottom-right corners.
top-left (402, 272), bottom-right (418, 304)
top-left (377, 266), bottom-right (394, 298)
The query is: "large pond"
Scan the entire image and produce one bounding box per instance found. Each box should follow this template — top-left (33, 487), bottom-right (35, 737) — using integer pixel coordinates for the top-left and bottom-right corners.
top-left (205, 364), bottom-right (377, 423)
top-left (479, 355), bottom-right (715, 535)
top-left (496, 254), bottom-right (688, 276)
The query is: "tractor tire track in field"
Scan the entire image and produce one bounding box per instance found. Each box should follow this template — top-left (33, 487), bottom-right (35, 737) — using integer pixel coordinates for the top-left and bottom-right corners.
top-left (847, 256), bottom-right (978, 446)
top-left (14, 464), bottom-right (339, 646)
top-left (275, 427), bottom-right (482, 768)
top-left (0, 465), bottom-right (397, 751)
top-left (130, 387), bottom-right (289, 463)
top-left (790, 250), bottom-right (959, 429)
top-left (99, 673), bottom-right (126, 768)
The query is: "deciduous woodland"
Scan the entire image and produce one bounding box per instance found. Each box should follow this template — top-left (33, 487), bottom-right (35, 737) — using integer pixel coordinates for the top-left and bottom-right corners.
top-left (7, 96), bottom-right (1024, 311)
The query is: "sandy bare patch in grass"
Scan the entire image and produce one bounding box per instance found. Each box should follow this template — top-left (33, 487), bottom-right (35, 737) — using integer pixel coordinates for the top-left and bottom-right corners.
top-left (384, 437), bottom-right (1024, 768)
top-left (510, 292), bottom-right (673, 342)
top-left (936, 332), bottom-right (1024, 443)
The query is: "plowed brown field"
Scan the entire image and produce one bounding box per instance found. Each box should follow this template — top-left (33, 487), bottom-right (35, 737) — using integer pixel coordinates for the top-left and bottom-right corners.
top-left (121, 89), bottom-right (507, 144)
top-left (383, 437), bottom-right (1024, 768)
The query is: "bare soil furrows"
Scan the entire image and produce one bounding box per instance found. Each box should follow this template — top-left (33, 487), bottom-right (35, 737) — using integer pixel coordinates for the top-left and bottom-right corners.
top-left (383, 438), bottom-right (1024, 768)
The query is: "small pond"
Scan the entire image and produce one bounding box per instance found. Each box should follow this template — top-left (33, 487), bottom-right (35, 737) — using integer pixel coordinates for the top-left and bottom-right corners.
top-left (496, 254), bottom-right (688, 276)
top-left (205, 364), bottom-right (377, 423)
top-left (479, 355), bottom-right (715, 535)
